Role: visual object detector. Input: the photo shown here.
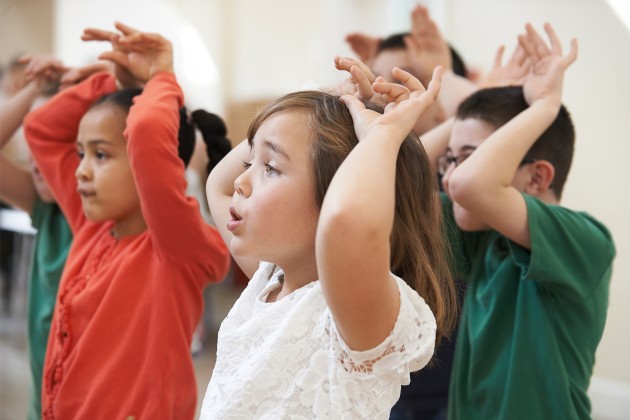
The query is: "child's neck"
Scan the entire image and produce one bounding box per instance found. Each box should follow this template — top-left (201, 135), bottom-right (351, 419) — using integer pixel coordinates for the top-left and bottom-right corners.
top-left (268, 261), bottom-right (318, 302)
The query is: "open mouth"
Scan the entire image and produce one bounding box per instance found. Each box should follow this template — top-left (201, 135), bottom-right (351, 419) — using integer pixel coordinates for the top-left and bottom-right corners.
top-left (229, 207), bottom-right (242, 221)
top-left (77, 187), bottom-right (96, 198)
top-left (227, 206), bottom-right (243, 232)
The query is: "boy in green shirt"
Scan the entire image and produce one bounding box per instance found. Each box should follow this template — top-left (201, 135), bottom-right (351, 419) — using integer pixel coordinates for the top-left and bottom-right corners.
top-left (435, 24), bottom-right (616, 419)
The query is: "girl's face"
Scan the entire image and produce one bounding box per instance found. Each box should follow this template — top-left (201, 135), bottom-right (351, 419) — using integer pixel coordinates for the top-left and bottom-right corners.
top-left (75, 105), bottom-right (145, 237)
top-left (229, 111), bottom-right (320, 269)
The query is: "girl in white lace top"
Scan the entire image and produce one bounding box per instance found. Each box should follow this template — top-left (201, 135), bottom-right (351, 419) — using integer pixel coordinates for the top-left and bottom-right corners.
top-left (202, 64), bottom-right (458, 419)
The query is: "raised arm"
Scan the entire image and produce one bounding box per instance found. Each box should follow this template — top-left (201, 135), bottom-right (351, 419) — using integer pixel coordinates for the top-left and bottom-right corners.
top-left (317, 65), bottom-right (442, 350)
top-left (0, 80), bottom-right (42, 213)
top-left (405, 4), bottom-right (476, 118)
top-left (447, 23), bottom-right (577, 248)
top-left (206, 139), bottom-right (260, 278)
top-left (0, 58), bottom-right (60, 213)
top-left (23, 58), bottom-right (117, 232)
top-left (88, 23), bottom-right (229, 273)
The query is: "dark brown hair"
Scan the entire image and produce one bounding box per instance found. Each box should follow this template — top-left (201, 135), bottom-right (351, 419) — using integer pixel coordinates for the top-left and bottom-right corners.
top-left (456, 86), bottom-right (575, 198)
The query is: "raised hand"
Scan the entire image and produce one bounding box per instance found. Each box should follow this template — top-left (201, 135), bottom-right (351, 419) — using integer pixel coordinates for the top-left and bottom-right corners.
top-left (519, 23), bottom-right (577, 107)
top-left (82, 22), bottom-right (173, 87)
top-left (333, 56), bottom-right (382, 104)
top-left (405, 5), bottom-right (451, 86)
top-left (19, 54), bottom-right (66, 90)
top-left (341, 66), bottom-right (443, 142)
top-left (345, 32), bottom-right (380, 66)
top-left (479, 42), bottom-right (532, 89)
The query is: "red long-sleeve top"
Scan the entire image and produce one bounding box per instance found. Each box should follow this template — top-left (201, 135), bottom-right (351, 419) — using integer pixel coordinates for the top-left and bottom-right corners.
top-left (24, 72), bottom-right (230, 420)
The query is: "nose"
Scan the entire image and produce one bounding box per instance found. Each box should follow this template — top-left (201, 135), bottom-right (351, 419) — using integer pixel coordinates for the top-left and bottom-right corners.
top-left (234, 170), bottom-right (251, 198)
top-left (75, 156), bottom-right (91, 181)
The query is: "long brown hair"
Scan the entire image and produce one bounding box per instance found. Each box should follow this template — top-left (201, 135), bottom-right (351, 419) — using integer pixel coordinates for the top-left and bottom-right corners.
top-left (248, 91), bottom-right (458, 343)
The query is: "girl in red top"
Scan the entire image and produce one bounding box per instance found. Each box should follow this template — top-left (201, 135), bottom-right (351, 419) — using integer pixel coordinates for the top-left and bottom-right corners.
top-left (23, 23), bottom-right (230, 419)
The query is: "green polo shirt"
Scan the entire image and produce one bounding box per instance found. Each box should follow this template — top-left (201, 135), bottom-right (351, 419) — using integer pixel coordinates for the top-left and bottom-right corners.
top-left (27, 198), bottom-right (72, 420)
top-left (445, 194), bottom-right (615, 420)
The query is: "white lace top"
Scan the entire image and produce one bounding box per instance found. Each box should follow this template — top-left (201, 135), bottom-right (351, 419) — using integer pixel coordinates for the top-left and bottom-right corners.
top-left (199, 262), bottom-right (436, 419)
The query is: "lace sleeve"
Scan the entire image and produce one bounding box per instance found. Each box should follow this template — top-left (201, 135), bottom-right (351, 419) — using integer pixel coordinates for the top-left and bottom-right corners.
top-left (326, 276), bottom-right (436, 378)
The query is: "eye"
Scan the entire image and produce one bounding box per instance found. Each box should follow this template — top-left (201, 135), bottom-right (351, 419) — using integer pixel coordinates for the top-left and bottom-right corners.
top-left (77, 149), bottom-right (85, 159)
top-left (95, 150), bottom-right (108, 160)
top-left (264, 164), bottom-right (279, 175)
top-left (242, 161), bottom-right (252, 169)
top-left (455, 153), bottom-right (473, 166)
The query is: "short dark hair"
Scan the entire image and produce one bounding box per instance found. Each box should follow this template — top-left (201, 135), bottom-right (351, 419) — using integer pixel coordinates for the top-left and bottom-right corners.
top-left (456, 86), bottom-right (575, 198)
top-left (377, 32), bottom-right (468, 78)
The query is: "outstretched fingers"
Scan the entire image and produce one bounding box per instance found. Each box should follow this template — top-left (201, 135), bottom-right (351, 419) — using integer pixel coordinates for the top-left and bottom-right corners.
top-left (81, 28), bottom-right (117, 42)
top-left (543, 22), bottom-right (578, 67)
top-left (117, 32), bottom-right (168, 51)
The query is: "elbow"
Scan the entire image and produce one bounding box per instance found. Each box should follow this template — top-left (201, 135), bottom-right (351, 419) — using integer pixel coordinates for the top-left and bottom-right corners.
top-left (447, 170), bottom-right (477, 207)
top-left (317, 204), bottom-right (387, 252)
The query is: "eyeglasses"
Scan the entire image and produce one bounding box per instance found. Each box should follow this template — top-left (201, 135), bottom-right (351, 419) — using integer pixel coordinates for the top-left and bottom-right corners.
top-left (437, 151), bottom-right (537, 176)
top-left (437, 152), bottom-right (472, 176)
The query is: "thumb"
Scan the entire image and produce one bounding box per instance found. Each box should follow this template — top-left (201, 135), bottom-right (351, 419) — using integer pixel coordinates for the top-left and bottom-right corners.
top-left (339, 94), bottom-right (366, 118)
top-left (98, 51), bottom-right (129, 68)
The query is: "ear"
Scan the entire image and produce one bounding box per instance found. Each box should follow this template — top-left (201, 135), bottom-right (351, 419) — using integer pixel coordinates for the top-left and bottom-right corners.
top-left (523, 160), bottom-right (555, 196)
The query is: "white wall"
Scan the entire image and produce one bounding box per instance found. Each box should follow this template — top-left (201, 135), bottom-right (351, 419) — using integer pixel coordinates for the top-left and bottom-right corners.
top-left (49, 0), bottom-right (630, 410)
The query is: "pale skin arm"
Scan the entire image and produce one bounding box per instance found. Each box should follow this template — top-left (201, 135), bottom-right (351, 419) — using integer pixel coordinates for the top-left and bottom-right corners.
top-left (206, 139), bottom-right (261, 278)
top-left (0, 56), bottom-right (63, 213)
top-left (317, 66), bottom-right (443, 350)
top-left (448, 23), bottom-right (578, 249)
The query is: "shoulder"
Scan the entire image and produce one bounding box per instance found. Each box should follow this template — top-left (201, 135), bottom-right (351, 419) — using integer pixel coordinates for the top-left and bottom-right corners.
top-left (525, 195), bottom-right (615, 255)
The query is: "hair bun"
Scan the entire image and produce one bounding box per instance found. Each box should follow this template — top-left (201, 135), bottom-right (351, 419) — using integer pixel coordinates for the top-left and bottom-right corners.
top-left (191, 110), bottom-right (232, 173)
top-left (191, 110), bottom-right (227, 137)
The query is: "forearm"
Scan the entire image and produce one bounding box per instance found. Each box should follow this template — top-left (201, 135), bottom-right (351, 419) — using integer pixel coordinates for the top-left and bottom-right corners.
top-left (319, 131), bottom-right (399, 246)
top-left (0, 155), bottom-right (36, 214)
top-left (207, 139), bottom-right (249, 201)
top-left (420, 117), bottom-right (454, 167)
top-left (438, 70), bottom-right (476, 118)
top-left (451, 99), bottom-right (559, 195)
top-left (0, 81), bottom-right (41, 147)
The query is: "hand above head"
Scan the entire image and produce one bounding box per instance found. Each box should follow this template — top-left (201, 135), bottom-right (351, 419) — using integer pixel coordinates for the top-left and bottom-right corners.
top-left (332, 56), bottom-right (383, 105)
top-left (519, 23), bottom-right (577, 107)
top-left (405, 5), bottom-right (451, 86)
top-left (82, 22), bottom-right (174, 88)
top-left (19, 54), bottom-right (66, 92)
top-left (341, 66), bottom-right (443, 143)
top-left (479, 42), bottom-right (532, 89)
top-left (345, 32), bottom-right (381, 66)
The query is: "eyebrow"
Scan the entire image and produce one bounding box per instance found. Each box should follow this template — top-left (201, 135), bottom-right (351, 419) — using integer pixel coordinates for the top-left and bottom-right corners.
top-left (447, 145), bottom-right (477, 154)
top-left (263, 139), bottom-right (290, 161)
top-left (79, 139), bottom-right (114, 147)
